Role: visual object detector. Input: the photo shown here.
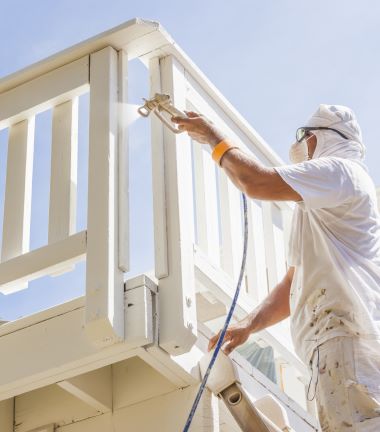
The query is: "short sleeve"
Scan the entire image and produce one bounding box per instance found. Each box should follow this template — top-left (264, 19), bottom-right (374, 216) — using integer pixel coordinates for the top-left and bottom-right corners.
top-left (274, 157), bottom-right (354, 210)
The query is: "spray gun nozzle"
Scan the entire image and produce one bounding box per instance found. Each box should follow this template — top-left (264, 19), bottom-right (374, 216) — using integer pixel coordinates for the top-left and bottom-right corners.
top-left (137, 93), bottom-right (186, 134)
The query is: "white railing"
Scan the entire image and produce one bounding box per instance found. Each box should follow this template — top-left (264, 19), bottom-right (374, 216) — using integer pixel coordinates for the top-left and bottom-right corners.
top-left (0, 18), bottom-right (315, 424)
top-left (0, 48), bottom-right (128, 347)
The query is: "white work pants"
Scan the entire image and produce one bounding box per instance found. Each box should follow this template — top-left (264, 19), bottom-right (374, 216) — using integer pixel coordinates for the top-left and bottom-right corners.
top-left (309, 336), bottom-right (380, 431)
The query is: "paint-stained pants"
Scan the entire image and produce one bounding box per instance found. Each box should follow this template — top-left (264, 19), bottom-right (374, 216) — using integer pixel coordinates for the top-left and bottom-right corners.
top-left (309, 336), bottom-right (380, 431)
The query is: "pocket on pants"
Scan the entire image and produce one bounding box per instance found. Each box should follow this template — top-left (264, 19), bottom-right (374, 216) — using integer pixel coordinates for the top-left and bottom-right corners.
top-left (348, 338), bottom-right (380, 426)
top-left (352, 338), bottom-right (380, 396)
top-left (346, 379), bottom-right (380, 425)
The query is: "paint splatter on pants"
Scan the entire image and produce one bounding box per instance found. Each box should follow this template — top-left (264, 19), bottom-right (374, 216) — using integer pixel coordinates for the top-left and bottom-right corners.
top-left (309, 336), bottom-right (380, 431)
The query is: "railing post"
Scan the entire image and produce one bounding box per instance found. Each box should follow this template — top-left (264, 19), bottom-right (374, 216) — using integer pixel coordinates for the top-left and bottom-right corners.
top-left (85, 46), bottom-right (124, 346)
top-left (150, 55), bottom-right (197, 355)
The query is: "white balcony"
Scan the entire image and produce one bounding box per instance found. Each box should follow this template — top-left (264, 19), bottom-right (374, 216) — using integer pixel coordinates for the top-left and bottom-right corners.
top-left (0, 18), bottom-right (319, 431)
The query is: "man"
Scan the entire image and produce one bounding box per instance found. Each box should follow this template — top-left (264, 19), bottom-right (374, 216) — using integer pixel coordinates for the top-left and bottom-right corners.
top-left (172, 104), bottom-right (380, 431)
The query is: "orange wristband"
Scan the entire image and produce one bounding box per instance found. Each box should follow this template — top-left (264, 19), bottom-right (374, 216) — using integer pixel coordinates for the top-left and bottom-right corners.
top-left (212, 139), bottom-right (239, 166)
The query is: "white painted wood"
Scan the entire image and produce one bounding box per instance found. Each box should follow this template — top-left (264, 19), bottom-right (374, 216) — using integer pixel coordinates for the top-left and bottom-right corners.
top-left (0, 18), bottom-right (284, 166)
top-left (112, 385), bottom-right (219, 432)
top-left (218, 170), bottom-right (243, 280)
top-left (117, 49), bottom-right (130, 272)
top-left (112, 356), bottom-right (177, 410)
top-left (137, 346), bottom-right (193, 388)
top-left (196, 292), bottom-right (227, 323)
top-left (192, 142), bottom-right (220, 264)
top-left (194, 244), bottom-right (256, 319)
top-left (272, 204), bottom-right (287, 279)
top-left (262, 202), bottom-right (278, 289)
top-left (1, 118), bottom-right (34, 264)
top-left (124, 286), bottom-right (153, 347)
top-left (85, 46), bottom-right (124, 347)
top-left (0, 398), bottom-right (14, 432)
top-left (281, 207), bottom-right (293, 270)
top-left (0, 57), bottom-right (89, 131)
top-left (56, 414), bottom-right (113, 432)
top-left (246, 200), bottom-right (269, 303)
top-left (153, 55), bottom-right (197, 354)
top-left (149, 56), bottom-right (168, 279)
top-left (27, 425), bottom-right (55, 432)
top-left (15, 384), bottom-right (100, 432)
top-left (49, 333), bottom-right (315, 431)
top-left (0, 304), bottom-right (143, 401)
top-left (124, 273), bottom-right (158, 294)
top-left (0, 297), bottom-right (85, 338)
top-left (0, 231), bottom-right (86, 294)
top-left (57, 366), bottom-right (112, 413)
top-left (49, 99), bottom-right (78, 245)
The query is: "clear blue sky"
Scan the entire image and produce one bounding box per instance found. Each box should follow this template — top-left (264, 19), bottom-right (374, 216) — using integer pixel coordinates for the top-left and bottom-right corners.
top-left (1, 1), bottom-right (379, 320)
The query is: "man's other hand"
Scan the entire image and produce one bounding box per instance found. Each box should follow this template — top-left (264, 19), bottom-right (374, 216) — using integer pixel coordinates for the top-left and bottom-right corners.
top-left (208, 323), bottom-right (251, 355)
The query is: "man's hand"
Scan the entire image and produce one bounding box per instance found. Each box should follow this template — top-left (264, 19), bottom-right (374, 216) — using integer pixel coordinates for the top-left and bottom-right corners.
top-left (208, 321), bottom-right (251, 355)
top-left (172, 111), bottom-right (226, 147)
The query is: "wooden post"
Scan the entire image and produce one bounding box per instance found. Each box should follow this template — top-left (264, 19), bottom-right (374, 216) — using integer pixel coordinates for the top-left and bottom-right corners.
top-left (85, 46), bottom-right (124, 346)
top-left (150, 55), bottom-right (197, 355)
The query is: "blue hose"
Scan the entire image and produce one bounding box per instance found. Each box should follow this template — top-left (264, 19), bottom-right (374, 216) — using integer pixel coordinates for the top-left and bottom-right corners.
top-left (182, 192), bottom-right (249, 432)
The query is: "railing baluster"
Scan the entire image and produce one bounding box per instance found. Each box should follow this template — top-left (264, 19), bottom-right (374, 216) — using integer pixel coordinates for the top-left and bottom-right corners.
top-left (192, 143), bottom-right (220, 264)
top-left (49, 98), bottom-right (78, 244)
top-left (272, 204), bottom-right (287, 278)
top-left (262, 202), bottom-right (278, 289)
top-left (218, 170), bottom-right (243, 280)
top-left (1, 119), bottom-right (34, 285)
top-left (246, 200), bottom-right (269, 302)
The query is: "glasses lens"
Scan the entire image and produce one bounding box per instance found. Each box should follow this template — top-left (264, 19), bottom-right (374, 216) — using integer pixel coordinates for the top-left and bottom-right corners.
top-left (296, 128), bottom-right (306, 142)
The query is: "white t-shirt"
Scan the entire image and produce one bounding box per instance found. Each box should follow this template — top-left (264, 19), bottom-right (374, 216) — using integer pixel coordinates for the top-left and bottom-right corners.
top-left (274, 156), bottom-right (380, 364)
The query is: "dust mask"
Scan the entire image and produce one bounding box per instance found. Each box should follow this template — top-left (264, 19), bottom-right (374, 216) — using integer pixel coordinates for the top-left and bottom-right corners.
top-left (289, 139), bottom-right (309, 164)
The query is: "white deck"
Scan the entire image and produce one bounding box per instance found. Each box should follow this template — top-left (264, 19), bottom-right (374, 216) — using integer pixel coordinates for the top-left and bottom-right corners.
top-left (0, 19), bottom-right (319, 431)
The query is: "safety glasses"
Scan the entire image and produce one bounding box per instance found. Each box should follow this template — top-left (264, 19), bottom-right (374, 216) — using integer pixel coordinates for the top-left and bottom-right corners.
top-left (296, 127), bottom-right (349, 143)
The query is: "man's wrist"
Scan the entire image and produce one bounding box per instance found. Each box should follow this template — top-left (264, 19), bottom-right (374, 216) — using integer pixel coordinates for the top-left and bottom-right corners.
top-left (246, 310), bottom-right (260, 333)
top-left (208, 130), bottom-right (227, 149)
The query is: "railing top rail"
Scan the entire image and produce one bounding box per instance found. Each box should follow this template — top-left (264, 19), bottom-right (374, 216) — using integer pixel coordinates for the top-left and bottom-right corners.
top-left (0, 18), bottom-right (162, 94)
top-left (0, 18), bottom-right (285, 167)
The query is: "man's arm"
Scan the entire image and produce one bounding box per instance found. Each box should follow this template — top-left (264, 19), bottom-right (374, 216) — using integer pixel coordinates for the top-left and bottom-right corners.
top-left (208, 266), bottom-right (294, 355)
top-left (220, 147), bottom-right (301, 201)
top-left (172, 112), bottom-right (302, 202)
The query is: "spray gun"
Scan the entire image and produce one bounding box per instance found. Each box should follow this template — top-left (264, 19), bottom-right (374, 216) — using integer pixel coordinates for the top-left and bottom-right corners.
top-left (137, 93), bottom-right (186, 133)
